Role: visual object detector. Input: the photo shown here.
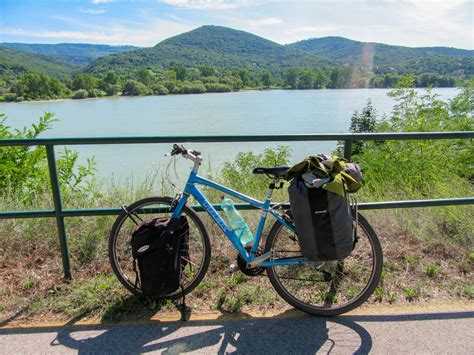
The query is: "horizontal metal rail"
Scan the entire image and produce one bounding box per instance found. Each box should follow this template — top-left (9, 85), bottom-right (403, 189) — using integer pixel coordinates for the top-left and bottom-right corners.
top-left (0, 131), bottom-right (472, 147)
top-left (1, 198), bottom-right (473, 220)
top-left (0, 131), bottom-right (473, 279)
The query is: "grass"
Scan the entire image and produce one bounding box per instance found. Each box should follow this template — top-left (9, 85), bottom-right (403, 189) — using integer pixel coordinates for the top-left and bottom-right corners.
top-left (0, 139), bottom-right (473, 324)
top-left (404, 287), bottom-right (420, 302)
top-left (424, 263), bottom-right (440, 278)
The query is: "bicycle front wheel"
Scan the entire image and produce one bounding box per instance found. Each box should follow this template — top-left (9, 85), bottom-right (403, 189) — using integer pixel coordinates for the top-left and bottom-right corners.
top-left (265, 213), bottom-right (383, 316)
top-left (109, 196), bottom-right (211, 299)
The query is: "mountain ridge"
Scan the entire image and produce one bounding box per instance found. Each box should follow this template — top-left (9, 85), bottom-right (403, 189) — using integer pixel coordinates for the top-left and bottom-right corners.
top-left (1, 42), bottom-right (138, 66)
top-left (84, 25), bottom-right (473, 77)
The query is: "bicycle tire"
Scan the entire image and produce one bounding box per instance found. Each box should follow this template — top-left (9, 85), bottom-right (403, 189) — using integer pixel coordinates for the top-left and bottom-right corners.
top-left (265, 212), bottom-right (383, 316)
top-left (109, 196), bottom-right (211, 299)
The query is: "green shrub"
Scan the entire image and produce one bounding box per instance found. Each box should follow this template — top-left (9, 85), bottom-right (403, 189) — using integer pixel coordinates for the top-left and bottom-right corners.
top-left (354, 79), bottom-right (473, 243)
top-left (122, 80), bottom-right (149, 96)
top-left (0, 113), bottom-right (96, 202)
top-left (220, 145), bottom-right (291, 197)
top-left (204, 83), bottom-right (232, 93)
top-left (72, 89), bottom-right (88, 99)
top-left (3, 93), bottom-right (17, 102)
top-left (181, 81), bottom-right (206, 94)
top-left (152, 84), bottom-right (169, 95)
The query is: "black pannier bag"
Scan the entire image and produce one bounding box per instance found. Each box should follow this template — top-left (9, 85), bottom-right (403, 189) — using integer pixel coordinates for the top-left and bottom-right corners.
top-left (288, 178), bottom-right (353, 261)
top-left (130, 215), bottom-right (189, 297)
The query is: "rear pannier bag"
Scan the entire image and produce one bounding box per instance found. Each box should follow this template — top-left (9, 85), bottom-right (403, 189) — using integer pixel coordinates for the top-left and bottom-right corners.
top-left (130, 216), bottom-right (189, 297)
top-left (288, 178), bottom-right (353, 261)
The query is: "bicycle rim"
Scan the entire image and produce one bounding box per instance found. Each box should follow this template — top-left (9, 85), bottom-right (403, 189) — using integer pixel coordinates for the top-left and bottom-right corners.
top-left (266, 214), bottom-right (383, 316)
top-left (109, 197), bottom-right (210, 299)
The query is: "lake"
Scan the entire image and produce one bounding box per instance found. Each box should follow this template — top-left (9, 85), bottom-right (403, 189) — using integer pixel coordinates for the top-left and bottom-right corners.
top-left (0, 88), bottom-right (459, 184)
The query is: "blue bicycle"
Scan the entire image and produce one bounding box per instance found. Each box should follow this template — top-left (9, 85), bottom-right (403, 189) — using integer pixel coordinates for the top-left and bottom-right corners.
top-left (109, 144), bottom-right (383, 316)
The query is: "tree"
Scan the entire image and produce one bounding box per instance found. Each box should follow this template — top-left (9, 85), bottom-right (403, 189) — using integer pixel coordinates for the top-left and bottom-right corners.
top-left (284, 68), bottom-right (299, 89)
top-left (349, 99), bottom-right (377, 155)
top-left (102, 71), bottom-right (119, 86)
top-left (298, 69), bottom-right (315, 89)
top-left (135, 68), bottom-right (153, 87)
top-left (72, 74), bottom-right (98, 92)
top-left (199, 65), bottom-right (217, 77)
top-left (171, 65), bottom-right (187, 81)
top-left (12, 72), bottom-right (67, 100)
top-left (260, 70), bottom-right (272, 89)
top-left (237, 68), bottom-right (250, 87)
top-left (313, 69), bottom-right (330, 89)
top-left (122, 80), bottom-right (149, 96)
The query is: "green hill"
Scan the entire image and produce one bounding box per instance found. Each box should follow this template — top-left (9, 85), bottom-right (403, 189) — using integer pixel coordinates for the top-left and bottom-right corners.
top-left (288, 36), bottom-right (474, 75)
top-left (85, 25), bottom-right (330, 76)
top-left (0, 45), bottom-right (78, 81)
top-left (1, 43), bottom-right (138, 66)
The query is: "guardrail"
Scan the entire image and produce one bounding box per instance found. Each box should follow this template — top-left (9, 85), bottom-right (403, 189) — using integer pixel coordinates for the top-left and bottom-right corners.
top-left (1, 131), bottom-right (473, 279)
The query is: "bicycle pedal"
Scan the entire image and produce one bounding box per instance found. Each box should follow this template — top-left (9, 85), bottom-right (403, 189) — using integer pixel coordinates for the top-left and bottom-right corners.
top-left (228, 263), bottom-right (239, 275)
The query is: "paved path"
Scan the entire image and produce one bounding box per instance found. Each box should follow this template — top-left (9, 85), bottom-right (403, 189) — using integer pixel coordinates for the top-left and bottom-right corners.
top-left (1, 311), bottom-right (473, 354)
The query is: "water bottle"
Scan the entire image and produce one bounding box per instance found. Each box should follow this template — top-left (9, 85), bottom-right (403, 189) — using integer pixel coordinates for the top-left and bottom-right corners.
top-left (220, 195), bottom-right (254, 245)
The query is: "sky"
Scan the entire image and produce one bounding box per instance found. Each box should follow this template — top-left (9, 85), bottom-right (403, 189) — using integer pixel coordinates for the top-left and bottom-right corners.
top-left (0, 0), bottom-right (473, 49)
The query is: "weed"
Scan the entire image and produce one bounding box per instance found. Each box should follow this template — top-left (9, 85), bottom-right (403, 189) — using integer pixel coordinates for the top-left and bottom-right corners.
top-left (384, 260), bottom-right (399, 272)
top-left (22, 279), bottom-right (38, 290)
top-left (468, 251), bottom-right (474, 262)
top-left (387, 291), bottom-right (397, 303)
top-left (0, 288), bottom-right (6, 297)
top-left (374, 286), bottom-right (383, 302)
top-left (194, 279), bottom-right (217, 295)
top-left (160, 299), bottom-right (175, 311)
top-left (225, 294), bottom-right (246, 313)
top-left (403, 255), bottom-right (419, 270)
top-left (404, 287), bottom-right (420, 301)
top-left (226, 272), bottom-right (247, 288)
top-left (455, 260), bottom-right (471, 275)
top-left (346, 285), bottom-right (358, 299)
top-left (0, 302), bottom-right (4, 312)
top-left (459, 284), bottom-right (473, 299)
top-left (425, 263), bottom-right (440, 278)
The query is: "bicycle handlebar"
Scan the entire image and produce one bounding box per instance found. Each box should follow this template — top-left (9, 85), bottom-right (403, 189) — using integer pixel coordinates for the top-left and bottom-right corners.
top-left (170, 144), bottom-right (201, 157)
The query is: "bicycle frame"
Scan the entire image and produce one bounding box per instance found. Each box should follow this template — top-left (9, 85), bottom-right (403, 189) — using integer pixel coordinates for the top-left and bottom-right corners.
top-left (171, 168), bottom-right (313, 268)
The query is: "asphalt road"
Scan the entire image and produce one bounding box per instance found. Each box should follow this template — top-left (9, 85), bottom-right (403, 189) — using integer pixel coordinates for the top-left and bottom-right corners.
top-left (1, 311), bottom-right (473, 354)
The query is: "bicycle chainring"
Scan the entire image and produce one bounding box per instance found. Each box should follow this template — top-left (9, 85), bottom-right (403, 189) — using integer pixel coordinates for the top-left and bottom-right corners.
top-left (237, 247), bottom-right (266, 276)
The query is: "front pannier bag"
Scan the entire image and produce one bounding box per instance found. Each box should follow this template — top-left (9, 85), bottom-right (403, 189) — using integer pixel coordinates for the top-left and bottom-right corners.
top-left (130, 216), bottom-right (189, 297)
top-left (286, 155), bottom-right (362, 261)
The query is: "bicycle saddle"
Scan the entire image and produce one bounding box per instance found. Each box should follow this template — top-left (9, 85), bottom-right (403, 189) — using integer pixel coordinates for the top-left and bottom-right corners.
top-left (252, 166), bottom-right (289, 178)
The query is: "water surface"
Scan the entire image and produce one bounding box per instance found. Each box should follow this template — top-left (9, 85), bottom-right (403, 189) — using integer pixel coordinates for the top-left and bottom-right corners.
top-left (0, 88), bottom-right (459, 182)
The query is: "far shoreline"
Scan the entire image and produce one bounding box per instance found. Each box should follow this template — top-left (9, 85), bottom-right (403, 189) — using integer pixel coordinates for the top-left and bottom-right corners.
top-left (0, 86), bottom-right (460, 105)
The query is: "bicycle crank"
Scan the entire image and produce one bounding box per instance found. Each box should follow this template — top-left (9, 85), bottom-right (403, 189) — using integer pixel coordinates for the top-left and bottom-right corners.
top-left (236, 247), bottom-right (266, 276)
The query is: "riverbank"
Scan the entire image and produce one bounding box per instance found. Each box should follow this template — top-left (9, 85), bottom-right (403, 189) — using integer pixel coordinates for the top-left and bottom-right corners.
top-left (0, 85), bottom-right (461, 104)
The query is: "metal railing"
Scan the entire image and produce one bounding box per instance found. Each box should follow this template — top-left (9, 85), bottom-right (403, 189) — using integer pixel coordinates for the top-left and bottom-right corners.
top-left (1, 131), bottom-right (473, 279)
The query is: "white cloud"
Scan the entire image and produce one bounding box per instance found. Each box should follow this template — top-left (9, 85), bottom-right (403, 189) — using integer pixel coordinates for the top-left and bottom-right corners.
top-left (248, 17), bottom-right (282, 26)
top-left (0, 19), bottom-right (195, 46)
top-left (163, 0), bottom-right (249, 10)
top-left (79, 8), bottom-right (108, 15)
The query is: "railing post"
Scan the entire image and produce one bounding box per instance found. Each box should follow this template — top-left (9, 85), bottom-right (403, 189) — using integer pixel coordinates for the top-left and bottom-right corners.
top-left (344, 139), bottom-right (352, 160)
top-left (46, 145), bottom-right (72, 279)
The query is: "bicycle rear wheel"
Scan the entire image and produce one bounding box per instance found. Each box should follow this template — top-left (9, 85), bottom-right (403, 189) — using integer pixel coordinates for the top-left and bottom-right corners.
top-left (109, 196), bottom-right (211, 299)
top-left (265, 213), bottom-right (382, 316)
